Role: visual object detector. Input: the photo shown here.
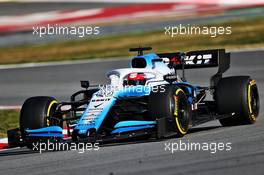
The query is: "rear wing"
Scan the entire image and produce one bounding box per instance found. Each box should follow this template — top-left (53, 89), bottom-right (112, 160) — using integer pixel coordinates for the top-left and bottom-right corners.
top-left (158, 49), bottom-right (230, 87)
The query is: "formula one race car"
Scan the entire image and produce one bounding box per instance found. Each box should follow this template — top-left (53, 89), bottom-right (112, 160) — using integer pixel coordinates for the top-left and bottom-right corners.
top-left (8, 47), bottom-right (260, 148)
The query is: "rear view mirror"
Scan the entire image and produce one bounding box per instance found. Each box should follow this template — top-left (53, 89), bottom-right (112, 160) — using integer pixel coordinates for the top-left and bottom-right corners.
top-left (80, 80), bottom-right (89, 89)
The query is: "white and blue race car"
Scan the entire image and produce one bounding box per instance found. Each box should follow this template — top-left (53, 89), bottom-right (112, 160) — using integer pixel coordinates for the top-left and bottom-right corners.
top-left (8, 47), bottom-right (260, 147)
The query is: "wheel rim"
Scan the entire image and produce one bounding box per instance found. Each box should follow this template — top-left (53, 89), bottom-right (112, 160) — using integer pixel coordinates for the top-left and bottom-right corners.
top-left (177, 98), bottom-right (188, 129)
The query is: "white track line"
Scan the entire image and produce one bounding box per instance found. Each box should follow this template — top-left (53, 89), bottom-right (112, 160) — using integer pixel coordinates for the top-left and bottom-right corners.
top-left (0, 147), bottom-right (21, 152)
top-left (0, 106), bottom-right (21, 110)
top-left (0, 138), bottom-right (8, 143)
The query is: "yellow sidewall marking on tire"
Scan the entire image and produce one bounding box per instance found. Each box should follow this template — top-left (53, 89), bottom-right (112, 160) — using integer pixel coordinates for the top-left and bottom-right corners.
top-left (250, 80), bottom-right (256, 86)
top-left (175, 89), bottom-right (184, 96)
top-left (248, 84), bottom-right (252, 114)
top-left (176, 117), bottom-right (187, 134)
top-left (248, 80), bottom-right (256, 121)
top-left (174, 89), bottom-right (187, 135)
top-left (173, 95), bottom-right (178, 116)
top-left (47, 100), bottom-right (58, 126)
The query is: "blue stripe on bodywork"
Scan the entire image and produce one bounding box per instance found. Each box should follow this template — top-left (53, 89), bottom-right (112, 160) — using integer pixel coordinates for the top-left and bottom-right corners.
top-left (26, 126), bottom-right (62, 133)
top-left (115, 85), bottom-right (151, 98)
top-left (25, 126), bottom-right (63, 137)
top-left (111, 125), bottom-right (155, 134)
top-left (114, 120), bottom-right (156, 128)
top-left (75, 86), bottom-right (151, 136)
top-left (27, 133), bottom-right (64, 137)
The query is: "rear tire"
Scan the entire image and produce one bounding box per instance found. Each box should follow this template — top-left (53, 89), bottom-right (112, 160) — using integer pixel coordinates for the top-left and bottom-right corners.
top-left (20, 96), bottom-right (59, 133)
top-left (148, 85), bottom-right (191, 137)
top-left (215, 76), bottom-right (260, 126)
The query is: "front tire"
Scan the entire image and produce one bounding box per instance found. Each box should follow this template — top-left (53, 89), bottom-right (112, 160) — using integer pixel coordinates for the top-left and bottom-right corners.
top-left (215, 76), bottom-right (260, 126)
top-left (20, 96), bottom-right (59, 133)
top-left (148, 85), bottom-right (191, 137)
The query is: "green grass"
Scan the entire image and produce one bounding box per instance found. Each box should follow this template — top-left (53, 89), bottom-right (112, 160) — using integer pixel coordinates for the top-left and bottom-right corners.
top-left (0, 17), bottom-right (264, 65)
top-left (0, 110), bottom-right (19, 138)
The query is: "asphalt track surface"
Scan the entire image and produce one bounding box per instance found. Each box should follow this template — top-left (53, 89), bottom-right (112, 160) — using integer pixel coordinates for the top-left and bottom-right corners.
top-left (0, 50), bottom-right (263, 175)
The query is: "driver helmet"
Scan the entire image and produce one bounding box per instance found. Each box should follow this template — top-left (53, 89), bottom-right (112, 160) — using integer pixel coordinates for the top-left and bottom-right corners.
top-left (126, 73), bottom-right (146, 86)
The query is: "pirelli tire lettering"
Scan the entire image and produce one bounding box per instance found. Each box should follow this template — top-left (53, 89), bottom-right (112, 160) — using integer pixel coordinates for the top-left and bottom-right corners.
top-left (173, 89), bottom-right (190, 137)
